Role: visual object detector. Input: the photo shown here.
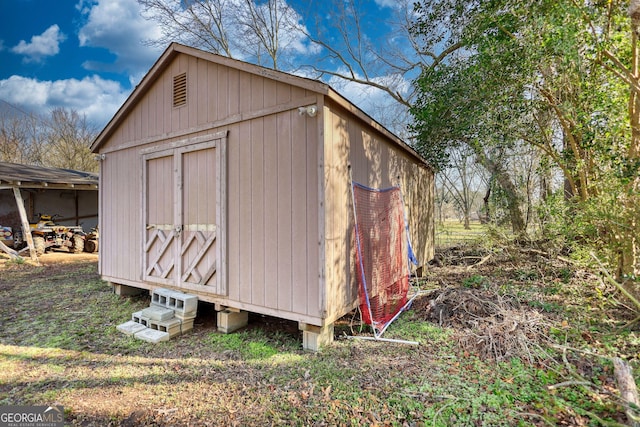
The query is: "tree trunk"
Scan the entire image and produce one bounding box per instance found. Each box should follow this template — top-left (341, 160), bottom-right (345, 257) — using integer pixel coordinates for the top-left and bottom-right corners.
top-left (619, 27), bottom-right (640, 279)
top-left (482, 182), bottom-right (491, 224)
top-left (473, 149), bottom-right (527, 237)
top-left (618, 186), bottom-right (640, 280)
top-left (493, 168), bottom-right (527, 237)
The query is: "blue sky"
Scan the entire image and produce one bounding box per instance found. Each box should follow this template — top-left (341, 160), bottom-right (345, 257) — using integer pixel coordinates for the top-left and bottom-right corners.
top-left (0, 0), bottom-right (406, 130)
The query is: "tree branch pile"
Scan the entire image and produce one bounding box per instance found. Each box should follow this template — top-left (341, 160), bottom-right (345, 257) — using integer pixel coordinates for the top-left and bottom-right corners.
top-left (414, 287), bottom-right (554, 362)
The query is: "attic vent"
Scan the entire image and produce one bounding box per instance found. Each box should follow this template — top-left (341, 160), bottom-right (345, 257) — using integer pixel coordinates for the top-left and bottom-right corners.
top-left (173, 73), bottom-right (187, 107)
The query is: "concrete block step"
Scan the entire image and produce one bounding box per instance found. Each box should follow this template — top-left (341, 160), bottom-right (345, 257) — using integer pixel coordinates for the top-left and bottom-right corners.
top-left (141, 305), bottom-right (175, 321)
top-left (123, 302), bottom-right (197, 343)
top-left (134, 328), bottom-right (170, 343)
top-left (131, 311), bottom-right (150, 327)
top-left (151, 288), bottom-right (198, 315)
top-left (148, 317), bottom-right (182, 338)
top-left (117, 320), bottom-right (147, 336)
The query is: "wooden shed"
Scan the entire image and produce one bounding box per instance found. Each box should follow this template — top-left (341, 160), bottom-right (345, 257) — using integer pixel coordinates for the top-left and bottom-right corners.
top-left (91, 43), bottom-right (434, 349)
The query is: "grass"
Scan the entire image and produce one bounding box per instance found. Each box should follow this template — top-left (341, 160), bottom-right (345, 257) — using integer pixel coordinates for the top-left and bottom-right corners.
top-left (207, 329), bottom-right (300, 359)
top-left (435, 220), bottom-right (490, 248)
top-left (0, 254), bottom-right (636, 426)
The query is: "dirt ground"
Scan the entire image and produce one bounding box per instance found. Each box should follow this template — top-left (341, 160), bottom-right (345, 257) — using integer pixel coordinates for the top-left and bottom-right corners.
top-left (0, 250), bottom-right (98, 265)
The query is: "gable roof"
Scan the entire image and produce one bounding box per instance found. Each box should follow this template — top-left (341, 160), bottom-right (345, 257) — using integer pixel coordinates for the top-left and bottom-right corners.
top-left (91, 43), bottom-right (427, 166)
top-left (0, 162), bottom-right (98, 190)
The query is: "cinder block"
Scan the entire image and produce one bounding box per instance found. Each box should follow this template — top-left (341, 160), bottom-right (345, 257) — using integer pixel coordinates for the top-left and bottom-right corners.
top-left (148, 316), bottom-right (181, 328)
top-left (168, 294), bottom-right (198, 315)
top-left (148, 317), bottom-right (182, 338)
top-left (151, 288), bottom-right (198, 315)
top-left (116, 320), bottom-right (147, 336)
top-left (131, 311), bottom-right (150, 327)
top-left (134, 328), bottom-right (170, 343)
top-left (174, 310), bottom-right (197, 321)
top-left (150, 288), bottom-right (170, 307)
top-left (180, 318), bottom-right (195, 333)
top-left (216, 310), bottom-right (248, 334)
top-left (142, 305), bottom-right (175, 321)
top-left (302, 323), bottom-right (334, 352)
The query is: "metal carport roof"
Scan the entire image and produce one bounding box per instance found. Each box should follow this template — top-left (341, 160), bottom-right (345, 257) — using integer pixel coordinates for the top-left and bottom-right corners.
top-left (0, 162), bottom-right (98, 190)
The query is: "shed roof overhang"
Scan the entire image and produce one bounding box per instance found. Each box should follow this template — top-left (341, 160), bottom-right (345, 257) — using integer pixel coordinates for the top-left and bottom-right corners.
top-left (0, 162), bottom-right (99, 190)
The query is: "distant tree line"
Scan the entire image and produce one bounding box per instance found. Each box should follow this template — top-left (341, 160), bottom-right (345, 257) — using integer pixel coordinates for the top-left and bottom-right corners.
top-left (0, 104), bottom-right (98, 173)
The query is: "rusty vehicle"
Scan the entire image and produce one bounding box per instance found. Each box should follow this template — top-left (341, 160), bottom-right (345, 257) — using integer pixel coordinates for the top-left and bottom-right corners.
top-left (28, 214), bottom-right (86, 256)
top-left (84, 226), bottom-right (99, 253)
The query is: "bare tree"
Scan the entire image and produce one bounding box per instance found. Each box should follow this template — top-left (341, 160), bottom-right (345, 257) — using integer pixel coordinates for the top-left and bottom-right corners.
top-left (0, 104), bottom-right (98, 172)
top-left (0, 106), bottom-right (46, 165)
top-left (44, 108), bottom-right (98, 173)
top-left (298, 0), bottom-right (461, 109)
top-left (438, 147), bottom-right (488, 229)
top-left (139, 0), bottom-right (234, 56)
top-left (0, 113), bottom-right (28, 163)
top-left (235, 0), bottom-right (305, 69)
top-left (138, 0), bottom-right (310, 70)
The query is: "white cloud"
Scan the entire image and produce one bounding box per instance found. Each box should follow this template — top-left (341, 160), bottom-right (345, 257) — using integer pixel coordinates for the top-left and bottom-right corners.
top-left (11, 25), bottom-right (66, 63)
top-left (78, 0), bottom-right (163, 85)
top-left (0, 75), bottom-right (129, 127)
top-left (374, 0), bottom-right (398, 8)
top-left (250, 0), bottom-right (319, 57)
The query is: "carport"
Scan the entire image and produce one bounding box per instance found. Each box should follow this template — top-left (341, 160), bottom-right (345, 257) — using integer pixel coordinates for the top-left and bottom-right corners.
top-left (0, 162), bottom-right (98, 260)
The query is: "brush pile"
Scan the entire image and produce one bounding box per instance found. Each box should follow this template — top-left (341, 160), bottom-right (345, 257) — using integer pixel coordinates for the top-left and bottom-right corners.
top-left (412, 287), bottom-right (553, 362)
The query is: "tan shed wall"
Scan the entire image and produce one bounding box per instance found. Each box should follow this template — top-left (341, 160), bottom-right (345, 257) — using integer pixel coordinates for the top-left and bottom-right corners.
top-left (98, 53), bottom-right (323, 323)
top-left (322, 100), bottom-right (434, 324)
top-left (225, 110), bottom-right (321, 321)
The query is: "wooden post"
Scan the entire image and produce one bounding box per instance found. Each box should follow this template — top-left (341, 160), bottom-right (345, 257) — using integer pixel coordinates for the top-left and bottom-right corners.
top-left (12, 187), bottom-right (37, 261)
top-left (0, 240), bottom-right (21, 260)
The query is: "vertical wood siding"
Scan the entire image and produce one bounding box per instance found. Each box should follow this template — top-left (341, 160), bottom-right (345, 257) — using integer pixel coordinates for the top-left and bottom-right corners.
top-left (99, 149), bottom-right (142, 282)
top-left (322, 100), bottom-right (434, 323)
top-left (181, 147), bottom-right (218, 291)
top-left (99, 53), bottom-right (322, 321)
top-left (145, 154), bottom-right (176, 284)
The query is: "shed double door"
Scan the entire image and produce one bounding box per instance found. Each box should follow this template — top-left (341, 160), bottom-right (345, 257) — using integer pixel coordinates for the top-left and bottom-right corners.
top-left (142, 135), bottom-right (226, 295)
